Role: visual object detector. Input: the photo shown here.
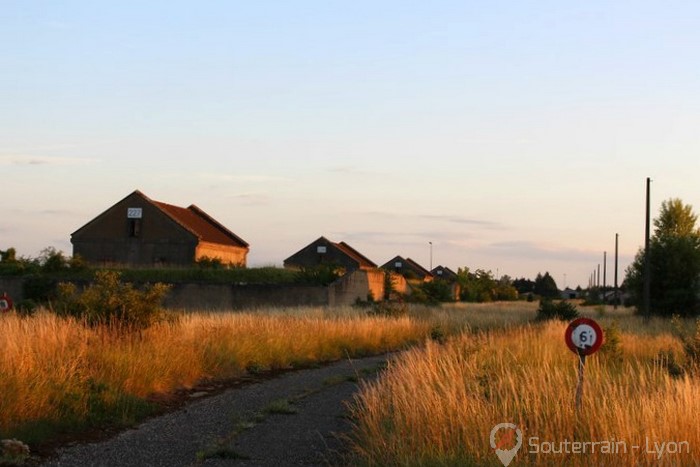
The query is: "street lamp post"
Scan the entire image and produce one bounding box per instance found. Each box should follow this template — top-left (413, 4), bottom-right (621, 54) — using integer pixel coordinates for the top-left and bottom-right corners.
top-left (429, 242), bottom-right (433, 270)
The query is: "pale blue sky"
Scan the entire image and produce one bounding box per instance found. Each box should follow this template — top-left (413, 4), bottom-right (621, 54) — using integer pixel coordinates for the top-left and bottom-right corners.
top-left (3, 1), bottom-right (700, 288)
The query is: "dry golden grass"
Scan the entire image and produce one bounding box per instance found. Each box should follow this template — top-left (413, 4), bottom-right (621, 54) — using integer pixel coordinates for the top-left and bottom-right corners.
top-left (0, 307), bottom-right (430, 441)
top-left (349, 319), bottom-right (698, 466)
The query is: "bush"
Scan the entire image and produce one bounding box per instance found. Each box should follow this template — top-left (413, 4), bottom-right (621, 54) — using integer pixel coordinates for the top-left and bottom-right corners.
top-left (39, 247), bottom-right (69, 273)
top-left (294, 265), bottom-right (343, 286)
top-left (366, 300), bottom-right (408, 318)
top-left (22, 275), bottom-right (58, 303)
top-left (417, 281), bottom-right (454, 303)
top-left (600, 321), bottom-right (623, 363)
top-left (672, 315), bottom-right (700, 374)
top-left (54, 271), bottom-right (171, 331)
top-left (535, 299), bottom-right (579, 321)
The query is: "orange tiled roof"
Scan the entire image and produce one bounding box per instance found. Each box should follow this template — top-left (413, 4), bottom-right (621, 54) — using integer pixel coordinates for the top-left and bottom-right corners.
top-left (334, 241), bottom-right (377, 269)
top-left (153, 200), bottom-right (249, 248)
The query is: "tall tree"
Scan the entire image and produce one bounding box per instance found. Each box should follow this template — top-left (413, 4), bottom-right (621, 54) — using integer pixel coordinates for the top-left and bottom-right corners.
top-left (534, 272), bottom-right (559, 298)
top-left (625, 198), bottom-right (700, 316)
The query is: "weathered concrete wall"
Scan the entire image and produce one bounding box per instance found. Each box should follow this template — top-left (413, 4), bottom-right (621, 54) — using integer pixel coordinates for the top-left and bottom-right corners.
top-left (329, 269), bottom-right (386, 306)
top-left (2, 270), bottom-right (390, 310)
top-left (388, 272), bottom-right (411, 297)
top-left (164, 283), bottom-right (329, 310)
top-left (0, 277), bottom-right (329, 311)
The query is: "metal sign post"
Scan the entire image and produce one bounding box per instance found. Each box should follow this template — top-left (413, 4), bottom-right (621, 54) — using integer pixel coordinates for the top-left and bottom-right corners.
top-left (565, 318), bottom-right (603, 412)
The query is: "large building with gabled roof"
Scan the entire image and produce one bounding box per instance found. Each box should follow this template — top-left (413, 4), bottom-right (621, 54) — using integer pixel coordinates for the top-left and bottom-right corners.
top-left (71, 190), bottom-right (249, 266)
top-left (283, 236), bottom-right (377, 272)
top-left (381, 255), bottom-right (434, 282)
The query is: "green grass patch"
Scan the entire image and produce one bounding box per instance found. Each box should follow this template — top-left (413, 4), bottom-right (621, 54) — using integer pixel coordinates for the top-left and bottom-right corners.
top-left (263, 398), bottom-right (298, 415)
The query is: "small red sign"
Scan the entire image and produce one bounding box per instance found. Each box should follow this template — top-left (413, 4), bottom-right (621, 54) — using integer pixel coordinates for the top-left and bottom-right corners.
top-left (565, 317), bottom-right (603, 356)
top-left (0, 293), bottom-right (12, 312)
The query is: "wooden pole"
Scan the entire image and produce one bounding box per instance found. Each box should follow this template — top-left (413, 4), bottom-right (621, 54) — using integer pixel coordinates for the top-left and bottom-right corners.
top-left (614, 234), bottom-right (619, 310)
top-left (644, 177), bottom-right (651, 319)
top-left (575, 352), bottom-right (586, 412)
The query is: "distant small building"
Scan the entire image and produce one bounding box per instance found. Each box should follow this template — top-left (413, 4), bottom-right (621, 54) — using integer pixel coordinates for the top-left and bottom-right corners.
top-left (381, 256), bottom-right (433, 282)
top-left (431, 265), bottom-right (459, 282)
top-left (71, 190), bottom-right (249, 267)
top-left (431, 265), bottom-right (461, 301)
top-left (283, 236), bottom-right (377, 272)
top-left (560, 287), bottom-right (579, 300)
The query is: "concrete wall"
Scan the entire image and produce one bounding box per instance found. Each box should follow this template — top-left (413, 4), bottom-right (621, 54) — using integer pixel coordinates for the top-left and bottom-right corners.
top-left (329, 269), bottom-right (386, 306)
top-left (1, 277), bottom-right (331, 311)
top-left (164, 283), bottom-right (329, 310)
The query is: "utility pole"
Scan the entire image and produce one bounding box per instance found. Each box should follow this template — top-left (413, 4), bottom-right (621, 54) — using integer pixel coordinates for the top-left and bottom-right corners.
top-left (597, 264), bottom-right (600, 288)
top-left (603, 251), bottom-right (607, 294)
top-left (614, 233), bottom-right (619, 310)
top-left (643, 177), bottom-right (652, 320)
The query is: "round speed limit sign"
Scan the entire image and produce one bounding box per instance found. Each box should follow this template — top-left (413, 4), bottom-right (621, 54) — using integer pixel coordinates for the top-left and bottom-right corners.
top-left (0, 293), bottom-right (12, 313)
top-left (565, 318), bottom-right (603, 356)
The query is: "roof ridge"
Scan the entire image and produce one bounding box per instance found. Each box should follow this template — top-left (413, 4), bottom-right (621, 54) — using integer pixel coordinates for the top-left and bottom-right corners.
top-left (405, 257), bottom-right (433, 276)
top-left (188, 205), bottom-right (249, 247)
top-left (335, 241), bottom-right (377, 268)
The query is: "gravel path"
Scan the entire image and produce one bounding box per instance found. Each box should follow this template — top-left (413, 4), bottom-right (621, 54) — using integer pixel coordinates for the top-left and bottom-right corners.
top-left (41, 354), bottom-right (390, 467)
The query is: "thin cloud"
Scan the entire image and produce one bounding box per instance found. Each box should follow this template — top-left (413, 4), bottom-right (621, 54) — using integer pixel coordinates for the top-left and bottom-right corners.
top-left (0, 155), bottom-right (96, 166)
top-left (419, 214), bottom-right (504, 229)
top-left (228, 193), bottom-right (271, 206)
top-left (190, 173), bottom-right (292, 183)
top-left (327, 166), bottom-right (387, 177)
top-left (40, 209), bottom-right (75, 216)
top-left (487, 241), bottom-right (601, 262)
top-left (355, 210), bottom-right (505, 229)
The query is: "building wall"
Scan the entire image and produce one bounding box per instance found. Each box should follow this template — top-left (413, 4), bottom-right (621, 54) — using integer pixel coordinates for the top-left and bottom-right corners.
top-left (195, 241), bottom-right (248, 267)
top-left (72, 192), bottom-right (201, 266)
top-left (284, 238), bottom-right (360, 272)
top-left (329, 269), bottom-right (386, 306)
top-left (387, 272), bottom-right (410, 297)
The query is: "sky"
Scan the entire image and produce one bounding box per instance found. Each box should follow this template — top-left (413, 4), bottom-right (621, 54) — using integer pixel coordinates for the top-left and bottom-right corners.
top-left (2, 1), bottom-right (700, 289)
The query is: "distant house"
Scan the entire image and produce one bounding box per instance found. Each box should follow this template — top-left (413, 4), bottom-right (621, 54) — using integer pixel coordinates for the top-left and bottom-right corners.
top-left (381, 256), bottom-right (433, 282)
top-left (71, 190), bottom-right (249, 267)
top-left (431, 265), bottom-right (461, 301)
top-left (560, 287), bottom-right (579, 300)
top-left (431, 265), bottom-right (459, 282)
top-left (283, 236), bottom-right (377, 272)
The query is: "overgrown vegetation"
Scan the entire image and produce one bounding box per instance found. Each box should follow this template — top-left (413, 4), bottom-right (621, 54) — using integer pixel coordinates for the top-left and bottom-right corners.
top-left (0, 246), bottom-right (342, 313)
top-left (535, 298), bottom-right (579, 321)
top-left (54, 271), bottom-right (171, 330)
top-left (292, 264), bottom-right (343, 286)
top-left (671, 315), bottom-right (700, 375)
top-left (456, 268), bottom-right (518, 302)
top-left (0, 306), bottom-right (432, 445)
top-left (625, 198), bottom-right (700, 316)
top-left (349, 320), bottom-right (698, 466)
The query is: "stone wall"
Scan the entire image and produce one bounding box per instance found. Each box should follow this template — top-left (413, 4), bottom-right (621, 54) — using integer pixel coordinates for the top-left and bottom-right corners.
top-left (0, 273), bottom-right (380, 311)
top-left (329, 269), bottom-right (386, 306)
top-left (164, 282), bottom-right (329, 310)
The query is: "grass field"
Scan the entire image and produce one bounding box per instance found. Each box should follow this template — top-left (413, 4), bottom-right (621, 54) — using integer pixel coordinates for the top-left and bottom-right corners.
top-left (0, 306), bottom-right (432, 445)
top-left (2, 300), bottom-right (697, 466)
top-left (349, 304), bottom-right (699, 466)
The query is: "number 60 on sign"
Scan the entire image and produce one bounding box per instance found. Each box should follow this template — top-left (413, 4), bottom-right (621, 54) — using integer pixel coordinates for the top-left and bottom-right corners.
top-left (565, 318), bottom-right (603, 356)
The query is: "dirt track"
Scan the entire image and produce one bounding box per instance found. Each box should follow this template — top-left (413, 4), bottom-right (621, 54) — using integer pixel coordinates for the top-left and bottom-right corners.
top-left (40, 354), bottom-right (391, 467)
